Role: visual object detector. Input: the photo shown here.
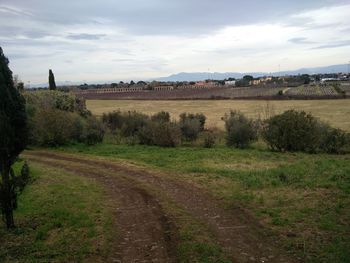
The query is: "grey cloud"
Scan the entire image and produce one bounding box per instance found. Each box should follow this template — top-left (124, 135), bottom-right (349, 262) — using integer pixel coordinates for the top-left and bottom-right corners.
top-left (0, 26), bottom-right (50, 39)
top-left (288, 37), bottom-right (315, 44)
top-left (1, 0), bottom-right (346, 35)
top-left (311, 40), bottom-right (350, 49)
top-left (0, 5), bottom-right (32, 17)
top-left (66, 33), bottom-right (106, 40)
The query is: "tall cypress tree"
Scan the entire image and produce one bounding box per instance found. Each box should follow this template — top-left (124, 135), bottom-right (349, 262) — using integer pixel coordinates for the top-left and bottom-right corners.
top-left (48, 69), bottom-right (56, 90)
top-left (0, 47), bottom-right (27, 229)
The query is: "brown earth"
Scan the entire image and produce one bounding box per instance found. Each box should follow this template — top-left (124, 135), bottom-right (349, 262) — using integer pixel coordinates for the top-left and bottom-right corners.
top-left (24, 150), bottom-right (301, 263)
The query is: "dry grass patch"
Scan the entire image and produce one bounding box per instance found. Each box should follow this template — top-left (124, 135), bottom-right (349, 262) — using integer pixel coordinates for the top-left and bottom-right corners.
top-left (87, 99), bottom-right (350, 131)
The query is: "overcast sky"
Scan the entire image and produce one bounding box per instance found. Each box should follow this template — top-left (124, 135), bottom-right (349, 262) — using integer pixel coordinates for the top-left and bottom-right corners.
top-left (1, 0), bottom-right (350, 84)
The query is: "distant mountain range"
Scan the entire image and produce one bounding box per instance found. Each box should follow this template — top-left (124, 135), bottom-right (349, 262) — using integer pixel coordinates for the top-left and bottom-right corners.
top-left (29, 63), bottom-right (349, 87)
top-left (155, 64), bottom-right (349, 82)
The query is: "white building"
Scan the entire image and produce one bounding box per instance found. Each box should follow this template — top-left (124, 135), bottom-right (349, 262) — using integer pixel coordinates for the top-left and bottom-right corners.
top-left (225, 80), bottom-right (236, 86)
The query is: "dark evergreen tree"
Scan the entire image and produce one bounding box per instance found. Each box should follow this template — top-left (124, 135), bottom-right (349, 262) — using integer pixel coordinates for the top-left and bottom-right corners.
top-left (49, 69), bottom-right (56, 90)
top-left (0, 47), bottom-right (28, 229)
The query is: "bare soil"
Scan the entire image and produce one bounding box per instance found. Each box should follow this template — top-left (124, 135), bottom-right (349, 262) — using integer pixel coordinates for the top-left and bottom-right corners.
top-left (25, 151), bottom-right (300, 263)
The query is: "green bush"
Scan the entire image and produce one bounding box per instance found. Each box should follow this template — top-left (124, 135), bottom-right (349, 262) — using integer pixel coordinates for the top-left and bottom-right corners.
top-left (139, 120), bottom-right (181, 147)
top-left (263, 110), bottom-right (321, 152)
top-left (179, 113), bottom-right (206, 131)
top-left (24, 90), bottom-right (90, 117)
top-left (102, 111), bottom-right (124, 131)
top-left (102, 111), bottom-right (149, 137)
top-left (180, 118), bottom-right (201, 141)
top-left (120, 111), bottom-right (149, 137)
top-left (319, 126), bottom-right (350, 154)
top-left (224, 111), bottom-right (257, 149)
top-left (81, 116), bottom-right (105, 145)
top-left (30, 108), bottom-right (82, 146)
top-left (151, 111), bottom-right (170, 122)
top-left (263, 110), bottom-right (350, 153)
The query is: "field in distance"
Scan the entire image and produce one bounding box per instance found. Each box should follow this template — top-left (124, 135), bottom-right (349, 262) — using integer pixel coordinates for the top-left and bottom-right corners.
top-left (87, 99), bottom-right (350, 131)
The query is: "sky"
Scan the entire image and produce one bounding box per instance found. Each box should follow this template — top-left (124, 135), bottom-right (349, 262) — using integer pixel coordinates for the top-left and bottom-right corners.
top-left (1, 0), bottom-right (350, 85)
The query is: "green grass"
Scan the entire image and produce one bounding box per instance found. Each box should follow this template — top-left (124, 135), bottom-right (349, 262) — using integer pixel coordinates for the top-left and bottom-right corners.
top-left (0, 160), bottom-right (113, 263)
top-left (58, 143), bottom-right (350, 263)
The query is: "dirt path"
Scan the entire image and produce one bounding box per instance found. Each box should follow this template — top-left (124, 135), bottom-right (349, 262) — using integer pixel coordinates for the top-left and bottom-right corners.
top-left (25, 154), bottom-right (177, 263)
top-left (25, 151), bottom-right (300, 263)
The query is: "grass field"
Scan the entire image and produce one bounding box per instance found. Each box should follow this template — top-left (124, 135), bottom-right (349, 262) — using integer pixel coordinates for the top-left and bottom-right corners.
top-left (87, 99), bottom-right (350, 131)
top-left (0, 160), bottom-right (112, 262)
top-left (59, 143), bottom-right (350, 263)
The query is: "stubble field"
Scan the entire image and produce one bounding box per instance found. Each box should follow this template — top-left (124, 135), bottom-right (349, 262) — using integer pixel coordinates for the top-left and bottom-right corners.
top-left (87, 99), bottom-right (350, 131)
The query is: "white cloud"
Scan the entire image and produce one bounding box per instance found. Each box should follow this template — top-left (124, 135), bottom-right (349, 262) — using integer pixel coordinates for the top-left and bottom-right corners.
top-left (1, 2), bottom-right (350, 84)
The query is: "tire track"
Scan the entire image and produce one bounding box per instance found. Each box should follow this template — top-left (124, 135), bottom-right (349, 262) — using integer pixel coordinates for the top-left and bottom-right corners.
top-left (26, 151), bottom-right (300, 263)
top-left (26, 154), bottom-right (178, 263)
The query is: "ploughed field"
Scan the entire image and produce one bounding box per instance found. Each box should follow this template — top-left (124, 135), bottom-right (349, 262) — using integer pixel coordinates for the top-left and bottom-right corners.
top-left (87, 99), bottom-right (350, 131)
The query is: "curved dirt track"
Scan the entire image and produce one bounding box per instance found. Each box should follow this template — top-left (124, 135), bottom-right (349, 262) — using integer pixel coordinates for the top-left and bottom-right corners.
top-left (25, 151), bottom-right (300, 263)
top-left (25, 154), bottom-right (177, 263)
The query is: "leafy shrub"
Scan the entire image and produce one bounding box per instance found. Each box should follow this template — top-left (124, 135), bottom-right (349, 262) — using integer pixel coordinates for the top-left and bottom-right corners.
top-left (24, 90), bottom-right (90, 116)
top-left (263, 110), bottom-right (350, 153)
top-left (262, 110), bottom-right (321, 152)
top-left (102, 111), bottom-right (149, 137)
top-left (179, 113), bottom-right (206, 131)
top-left (151, 111), bottom-right (170, 122)
top-left (120, 111), bottom-right (149, 137)
top-left (139, 120), bottom-right (181, 147)
top-left (102, 111), bottom-right (124, 131)
top-left (319, 126), bottom-right (350, 154)
top-left (81, 116), bottom-right (105, 145)
top-left (224, 111), bottom-right (257, 148)
top-left (202, 131), bottom-right (216, 148)
top-left (30, 108), bottom-right (81, 146)
top-left (180, 118), bottom-right (201, 141)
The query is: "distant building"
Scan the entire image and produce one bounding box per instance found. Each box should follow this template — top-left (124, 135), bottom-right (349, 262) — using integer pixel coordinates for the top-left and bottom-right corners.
top-left (250, 79), bottom-right (261, 85)
top-left (225, 80), bottom-right (236, 86)
top-left (195, 81), bottom-right (207, 86)
top-left (153, 86), bottom-right (174, 91)
top-left (321, 78), bottom-right (340, 83)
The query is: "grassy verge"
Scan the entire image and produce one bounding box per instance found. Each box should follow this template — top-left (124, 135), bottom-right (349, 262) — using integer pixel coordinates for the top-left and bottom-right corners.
top-left (0, 160), bottom-right (113, 263)
top-left (58, 143), bottom-right (350, 263)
